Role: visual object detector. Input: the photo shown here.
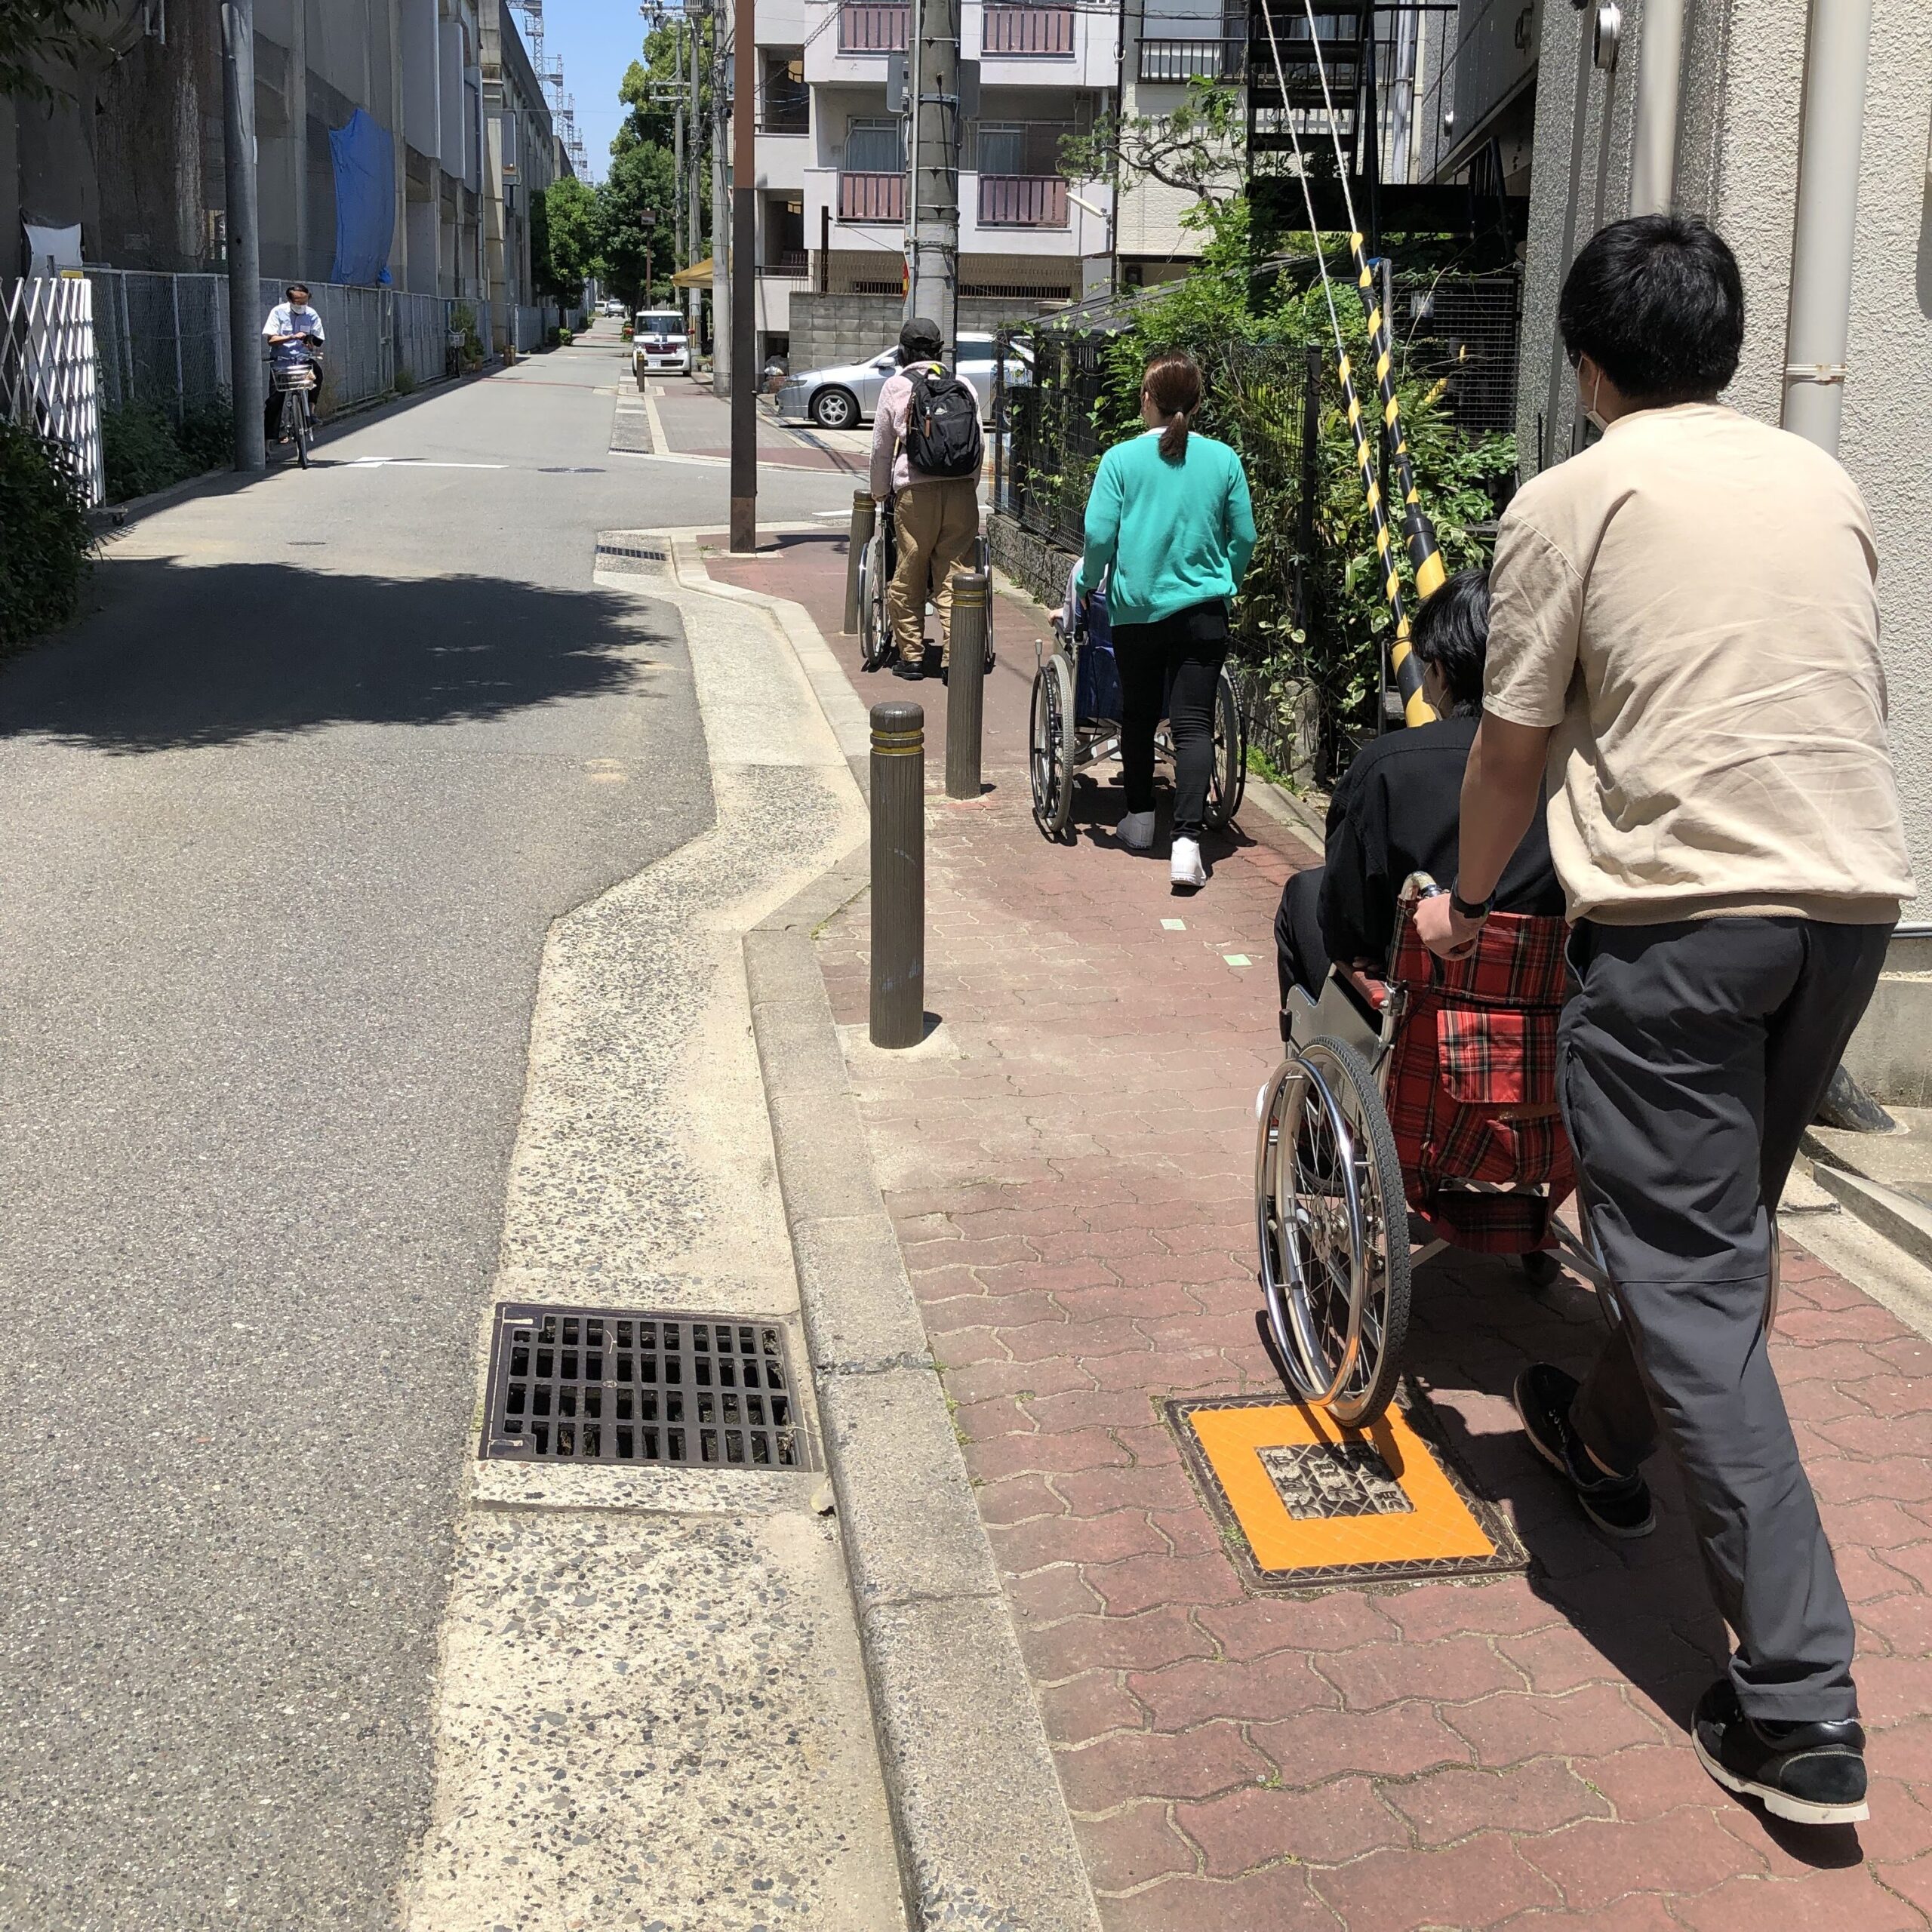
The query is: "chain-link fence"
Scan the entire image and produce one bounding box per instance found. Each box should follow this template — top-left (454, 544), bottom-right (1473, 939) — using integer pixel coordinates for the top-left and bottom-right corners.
top-left (1395, 272), bottom-right (1521, 437)
top-left (88, 271), bottom-right (495, 423)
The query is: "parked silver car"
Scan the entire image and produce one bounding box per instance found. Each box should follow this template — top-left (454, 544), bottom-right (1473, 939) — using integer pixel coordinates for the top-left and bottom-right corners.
top-left (774, 332), bottom-right (1028, 429)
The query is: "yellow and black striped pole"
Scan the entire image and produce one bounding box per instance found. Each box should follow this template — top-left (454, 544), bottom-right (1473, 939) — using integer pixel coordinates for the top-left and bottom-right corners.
top-left (1348, 242), bottom-right (1447, 606)
top-left (1254, 0), bottom-right (1435, 725)
top-left (1332, 349), bottom-right (1432, 726)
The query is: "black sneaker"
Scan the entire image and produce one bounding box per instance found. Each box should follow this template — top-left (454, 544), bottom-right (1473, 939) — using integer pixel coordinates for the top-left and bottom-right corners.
top-left (1513, 1363), bottom-right (1656, 1538)
top-left (891, 658), bottom-right (925, 681)
top-left (1693, 1677), bottom-right (1869, 1825)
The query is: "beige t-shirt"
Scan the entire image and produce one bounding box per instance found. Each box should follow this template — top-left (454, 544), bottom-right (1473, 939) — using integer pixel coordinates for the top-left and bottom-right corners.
top-left (1484, 402), bottom-right (1913, 926)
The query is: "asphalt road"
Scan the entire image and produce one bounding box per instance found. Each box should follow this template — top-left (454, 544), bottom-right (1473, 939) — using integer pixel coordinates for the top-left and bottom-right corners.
top-left (0, 327), bottom-right (856, 1930)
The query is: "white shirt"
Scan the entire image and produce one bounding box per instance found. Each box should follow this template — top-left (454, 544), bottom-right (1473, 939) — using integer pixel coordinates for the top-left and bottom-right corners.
top-left (262, 303), bottom-right (325, 343)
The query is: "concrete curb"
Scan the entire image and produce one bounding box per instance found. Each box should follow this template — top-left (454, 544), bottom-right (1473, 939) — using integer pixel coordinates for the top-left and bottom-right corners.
top-left (670, 536), bottom-right (1104, 1932)
top-left (746, 882), bottom-right (1104, 1932)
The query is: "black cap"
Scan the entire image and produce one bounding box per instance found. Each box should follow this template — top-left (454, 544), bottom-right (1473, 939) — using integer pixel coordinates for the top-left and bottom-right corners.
top-left (899, 316), bottom-right (943, 360)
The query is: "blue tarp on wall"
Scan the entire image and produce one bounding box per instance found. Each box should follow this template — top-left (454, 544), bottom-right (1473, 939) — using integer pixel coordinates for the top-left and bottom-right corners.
top-left (328, 109), bottom-right (395, 287)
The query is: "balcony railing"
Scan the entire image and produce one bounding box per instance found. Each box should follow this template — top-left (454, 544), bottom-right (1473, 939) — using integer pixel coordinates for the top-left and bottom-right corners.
top-left (1137, 35), bottom-right (1245, 81)
top-left (758, 96), bottom-right (810, 133)
top-left (758, 253), bottom-right (810, 277)
top-left (982, 5), bottom-right (1075, 54)
top-left (839, 171), bottom-right (906, 221)
top-left (838, 2), bottom-right (910, 51)
top-left (977, 175), bottom-right (1069, 227)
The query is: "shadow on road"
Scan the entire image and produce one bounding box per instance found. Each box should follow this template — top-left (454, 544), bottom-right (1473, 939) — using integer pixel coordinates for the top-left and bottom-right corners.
top-left (0, 557), bottom-right (674, 752)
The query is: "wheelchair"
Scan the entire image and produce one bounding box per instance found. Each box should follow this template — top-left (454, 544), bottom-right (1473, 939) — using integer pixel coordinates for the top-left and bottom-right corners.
top-left (1029, 567), bottom-right (1245, 841)
top-left (857, 492), bottom-right (995, 677)
top-left (1254, 876), bottom-right (1784, 1428)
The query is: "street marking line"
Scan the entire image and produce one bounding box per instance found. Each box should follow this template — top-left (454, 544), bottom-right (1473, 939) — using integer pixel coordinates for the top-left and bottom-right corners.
top-left (346, 458), bottom-right (508, 469)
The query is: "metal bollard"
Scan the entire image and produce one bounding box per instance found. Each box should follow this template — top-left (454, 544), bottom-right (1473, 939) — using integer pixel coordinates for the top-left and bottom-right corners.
top-left (869, 700), bottom-right (925, 1048)
top-left (946, 571), bottom-right (989, 801)
top-left (844, 490), bottom-right (877, 635)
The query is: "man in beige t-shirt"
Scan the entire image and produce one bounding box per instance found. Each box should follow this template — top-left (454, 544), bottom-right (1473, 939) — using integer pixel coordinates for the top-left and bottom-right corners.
top-left (1420, 214), bottom-right (1912, 1827)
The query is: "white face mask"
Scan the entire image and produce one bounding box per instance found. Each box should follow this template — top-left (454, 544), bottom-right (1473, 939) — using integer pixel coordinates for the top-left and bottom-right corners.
top-left (1583, 365), bottom-right (1610, 432)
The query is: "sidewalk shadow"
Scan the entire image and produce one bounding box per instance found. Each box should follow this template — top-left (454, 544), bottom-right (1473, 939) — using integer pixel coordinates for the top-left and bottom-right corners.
top-left (0, 557), bottom-right (672, 753)
top-left (1401, 1250), bottom-right (1864, 1872)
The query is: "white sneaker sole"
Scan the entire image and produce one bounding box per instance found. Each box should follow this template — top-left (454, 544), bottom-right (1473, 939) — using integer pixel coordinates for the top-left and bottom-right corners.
top-left (1693, 1732), bottom-right (1869, 1825)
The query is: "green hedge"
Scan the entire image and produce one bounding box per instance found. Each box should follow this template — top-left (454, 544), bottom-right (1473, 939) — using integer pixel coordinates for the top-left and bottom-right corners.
top-left (0, 420), bottom-right (94, 650)
top-left (103, 398), bottom-right (235, 503)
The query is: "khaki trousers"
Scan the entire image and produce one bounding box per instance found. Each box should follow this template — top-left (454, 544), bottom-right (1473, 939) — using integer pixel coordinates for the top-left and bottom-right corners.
top-left (889, 478), bottom-right (980, 663)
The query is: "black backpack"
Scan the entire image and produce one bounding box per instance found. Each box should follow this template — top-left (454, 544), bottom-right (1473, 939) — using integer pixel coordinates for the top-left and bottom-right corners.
top-left (902, 363), bottom-right (983, 479)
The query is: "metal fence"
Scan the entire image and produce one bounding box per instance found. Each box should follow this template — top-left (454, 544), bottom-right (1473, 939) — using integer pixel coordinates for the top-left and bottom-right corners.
top-left (87, 270), bottom-right (500, 424)
top-left (512, 305), bottom-right (548, 353)
top-left (1, 275), bottom-right (105, 505)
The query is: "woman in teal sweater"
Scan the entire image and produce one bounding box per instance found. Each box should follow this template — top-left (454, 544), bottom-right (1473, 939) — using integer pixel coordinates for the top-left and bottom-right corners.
top-left (1078, 349), bottom-right (1257, 888)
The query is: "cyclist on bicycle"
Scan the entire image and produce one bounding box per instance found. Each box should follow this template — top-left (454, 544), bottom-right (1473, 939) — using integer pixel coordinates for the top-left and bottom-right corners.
top-left (262, 284), bottom-right (325, 446)
top-left (1078, 349), bottom-right (1255, 890)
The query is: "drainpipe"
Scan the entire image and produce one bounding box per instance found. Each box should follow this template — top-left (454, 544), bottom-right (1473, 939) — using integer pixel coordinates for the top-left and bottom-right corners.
top-left (1626, 0), bottom-right (1687, 215)
top-left (1781, 0), bottom-right (1874, 454)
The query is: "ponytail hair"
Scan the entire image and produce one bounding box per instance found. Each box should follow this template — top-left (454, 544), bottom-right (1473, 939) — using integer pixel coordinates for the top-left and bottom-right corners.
top-left (1143, 349), bottom-right (1203, 463)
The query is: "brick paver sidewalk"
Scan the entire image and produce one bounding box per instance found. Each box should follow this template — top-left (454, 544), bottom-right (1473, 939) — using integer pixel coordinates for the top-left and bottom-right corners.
top-left (715, 543), bottom-right (1932, 1928)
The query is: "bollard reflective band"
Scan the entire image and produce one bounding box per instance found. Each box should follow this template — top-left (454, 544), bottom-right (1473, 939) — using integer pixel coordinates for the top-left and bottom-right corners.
top-left (872, 735), bottom-right (924, 756)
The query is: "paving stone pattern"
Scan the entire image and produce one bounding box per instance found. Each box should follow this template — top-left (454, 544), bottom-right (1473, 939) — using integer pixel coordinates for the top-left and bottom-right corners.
top-left (809, 712), bottom-right (1932, 1928)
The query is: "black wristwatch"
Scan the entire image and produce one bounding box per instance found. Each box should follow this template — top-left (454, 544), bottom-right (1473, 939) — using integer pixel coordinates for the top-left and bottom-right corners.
top-left (1449, 881), bottom-right (1494, 922)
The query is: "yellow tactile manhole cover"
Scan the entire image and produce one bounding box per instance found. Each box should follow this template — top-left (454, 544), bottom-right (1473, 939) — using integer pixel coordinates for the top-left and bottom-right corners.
top-left (1171, 1395), bottom-right (1528, 1591)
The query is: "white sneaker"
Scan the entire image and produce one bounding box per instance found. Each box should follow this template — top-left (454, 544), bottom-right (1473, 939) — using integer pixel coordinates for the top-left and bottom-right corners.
top-left (1170, 838), bottom-right (1207, 889)
top-left (1118, 810), bottom-right (1156, 851)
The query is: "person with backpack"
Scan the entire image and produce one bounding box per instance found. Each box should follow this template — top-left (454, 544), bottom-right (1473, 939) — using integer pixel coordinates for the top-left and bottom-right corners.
top-left (1078, 349), bottom-right (1256, 889)
top-left (868, 317), bottom-right (984, 681)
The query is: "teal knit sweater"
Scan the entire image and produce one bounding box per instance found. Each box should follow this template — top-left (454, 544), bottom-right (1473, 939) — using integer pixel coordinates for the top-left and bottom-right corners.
top-left (1076, 428), bottom-right (1257, 625)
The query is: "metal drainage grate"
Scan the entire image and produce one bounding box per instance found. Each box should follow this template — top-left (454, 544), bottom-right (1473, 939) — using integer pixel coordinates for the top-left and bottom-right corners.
top-left (479, 1305), bottom-right (817, 1469)
top-left (594, 537), bottom-right (668, 572)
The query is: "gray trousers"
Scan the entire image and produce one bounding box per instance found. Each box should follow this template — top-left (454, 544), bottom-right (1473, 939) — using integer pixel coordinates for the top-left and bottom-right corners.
top-left (1560, 916), bottom-right (1892, 1722)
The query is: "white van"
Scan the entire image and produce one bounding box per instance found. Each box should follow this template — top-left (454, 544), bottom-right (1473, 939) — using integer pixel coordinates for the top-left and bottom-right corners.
top-left (633, 309), bottom-right (691, 378)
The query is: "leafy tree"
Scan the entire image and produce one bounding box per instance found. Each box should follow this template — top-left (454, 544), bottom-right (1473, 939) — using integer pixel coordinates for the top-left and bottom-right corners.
top-left (0, 0), bottom-right (109, 100)
top-left (1059, 78), bottom-right (1243, 206)
top-left (536, 177), bottom-right (601, 323)
top-left (597, 140), bottom-right (675, 306)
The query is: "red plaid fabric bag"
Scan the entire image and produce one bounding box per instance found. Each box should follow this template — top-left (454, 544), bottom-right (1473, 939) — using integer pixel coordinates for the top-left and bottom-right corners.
top-left (1380, 898), bottom-right (1577, 1254)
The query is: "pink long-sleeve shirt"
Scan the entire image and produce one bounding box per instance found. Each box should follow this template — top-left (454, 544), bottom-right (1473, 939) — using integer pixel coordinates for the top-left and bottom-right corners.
top-left (869, 365), bottom-right (980, 497)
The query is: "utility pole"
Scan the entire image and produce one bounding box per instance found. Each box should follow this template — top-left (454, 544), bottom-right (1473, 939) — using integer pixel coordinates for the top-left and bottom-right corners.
top-left (906, 0), bottom-right (960, 358)
top-left (220, 0), bottom-right (265, 472)
top-left (689, 5), bottom-right (703, 334)
top-left (710, 0), bottom-right (729, 385)
top-left (673, 17), bottom-right (685, 270)
top-left (729, 0), bottom-right (757, 550)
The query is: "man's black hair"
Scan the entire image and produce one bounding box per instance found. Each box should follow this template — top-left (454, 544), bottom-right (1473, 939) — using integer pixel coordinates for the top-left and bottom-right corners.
top-left (1412, 567), bottom-right (1489, 717)
top-left (1558, 214), bottom-right (1743, 405)
top-left (287, 283), bottom-right (309, 300)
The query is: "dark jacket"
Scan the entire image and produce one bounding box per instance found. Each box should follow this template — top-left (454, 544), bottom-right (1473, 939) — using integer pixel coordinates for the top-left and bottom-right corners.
top-left (1320, 715), bottom-right (1565, 968)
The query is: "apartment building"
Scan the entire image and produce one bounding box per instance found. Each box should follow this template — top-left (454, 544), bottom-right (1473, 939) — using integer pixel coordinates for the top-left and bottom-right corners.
top-left (1114, 0), bottom-right (1244, 285)
top-left (480, 0), bottom-right (564, 332)
top-left (734, 0), bottom-right (1117, 368)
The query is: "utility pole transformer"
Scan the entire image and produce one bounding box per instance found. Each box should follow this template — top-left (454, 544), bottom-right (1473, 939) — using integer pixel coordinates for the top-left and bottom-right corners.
top-left (220, 0), bottom-right (265, 472)
top-left (906, 0), bottom-right (960, 359)
top-left (729, 0), bottom-right (758, 549)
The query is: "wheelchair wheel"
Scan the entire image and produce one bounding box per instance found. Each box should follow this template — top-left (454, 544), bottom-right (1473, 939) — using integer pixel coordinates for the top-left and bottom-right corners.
top-left (977, 536), bottom-right (996, 672)
top-left (857, 527), bottom-right (892, 672)
top-left (1204, 663), bottom-right (1245, 829)
top-left (1255, 1036), bottom-right (1411, 1427)
top-left (1029, 652), bottom-right (1075, 838)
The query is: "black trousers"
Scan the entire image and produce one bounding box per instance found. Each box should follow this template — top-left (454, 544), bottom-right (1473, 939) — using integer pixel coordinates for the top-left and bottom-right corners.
top-left (1112, 601), bottom-right (1228, 840)
top-left (1275, 867), bottom-right (1331, 1012)
top-left (1560, 915), bottom-right (1891, 1721)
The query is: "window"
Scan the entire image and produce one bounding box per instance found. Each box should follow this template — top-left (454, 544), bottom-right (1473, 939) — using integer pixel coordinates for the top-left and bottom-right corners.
top-left (976, 123), bottom-right (1024, 175)
top-left (844, 117), bottom-right (904, 172)
top-left (761, 48), bottom-right (808, 131)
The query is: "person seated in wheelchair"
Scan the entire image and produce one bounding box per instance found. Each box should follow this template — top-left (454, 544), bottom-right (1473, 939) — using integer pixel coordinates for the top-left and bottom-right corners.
top-left (1273, 567), bottom-right (1564, 1028)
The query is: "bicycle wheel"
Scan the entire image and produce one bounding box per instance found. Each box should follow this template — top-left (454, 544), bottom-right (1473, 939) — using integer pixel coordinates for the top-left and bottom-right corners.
top-left (1029, 651), bottom-right (1075, 839)
top-left (1255, 1036), bottom-right (1411, 1427)
top-left (1204, 663), bottom-right (1246, 829)
top-left (858, 528), bottom-right (893, 671)
top-left (295, 395), bottom-right (311, 469)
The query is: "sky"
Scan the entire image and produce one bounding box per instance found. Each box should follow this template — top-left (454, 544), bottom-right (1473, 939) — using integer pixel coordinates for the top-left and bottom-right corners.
top-left (515, 0), bottom-right (651, 184)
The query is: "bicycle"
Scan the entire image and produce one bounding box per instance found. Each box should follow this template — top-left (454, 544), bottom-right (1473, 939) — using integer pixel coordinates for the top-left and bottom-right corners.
top-left (270, 343), bottom-right (321, 469)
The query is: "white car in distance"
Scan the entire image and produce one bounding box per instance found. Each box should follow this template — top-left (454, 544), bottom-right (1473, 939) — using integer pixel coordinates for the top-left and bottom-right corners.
top-left (632, 310), bottom-right (691, 384)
